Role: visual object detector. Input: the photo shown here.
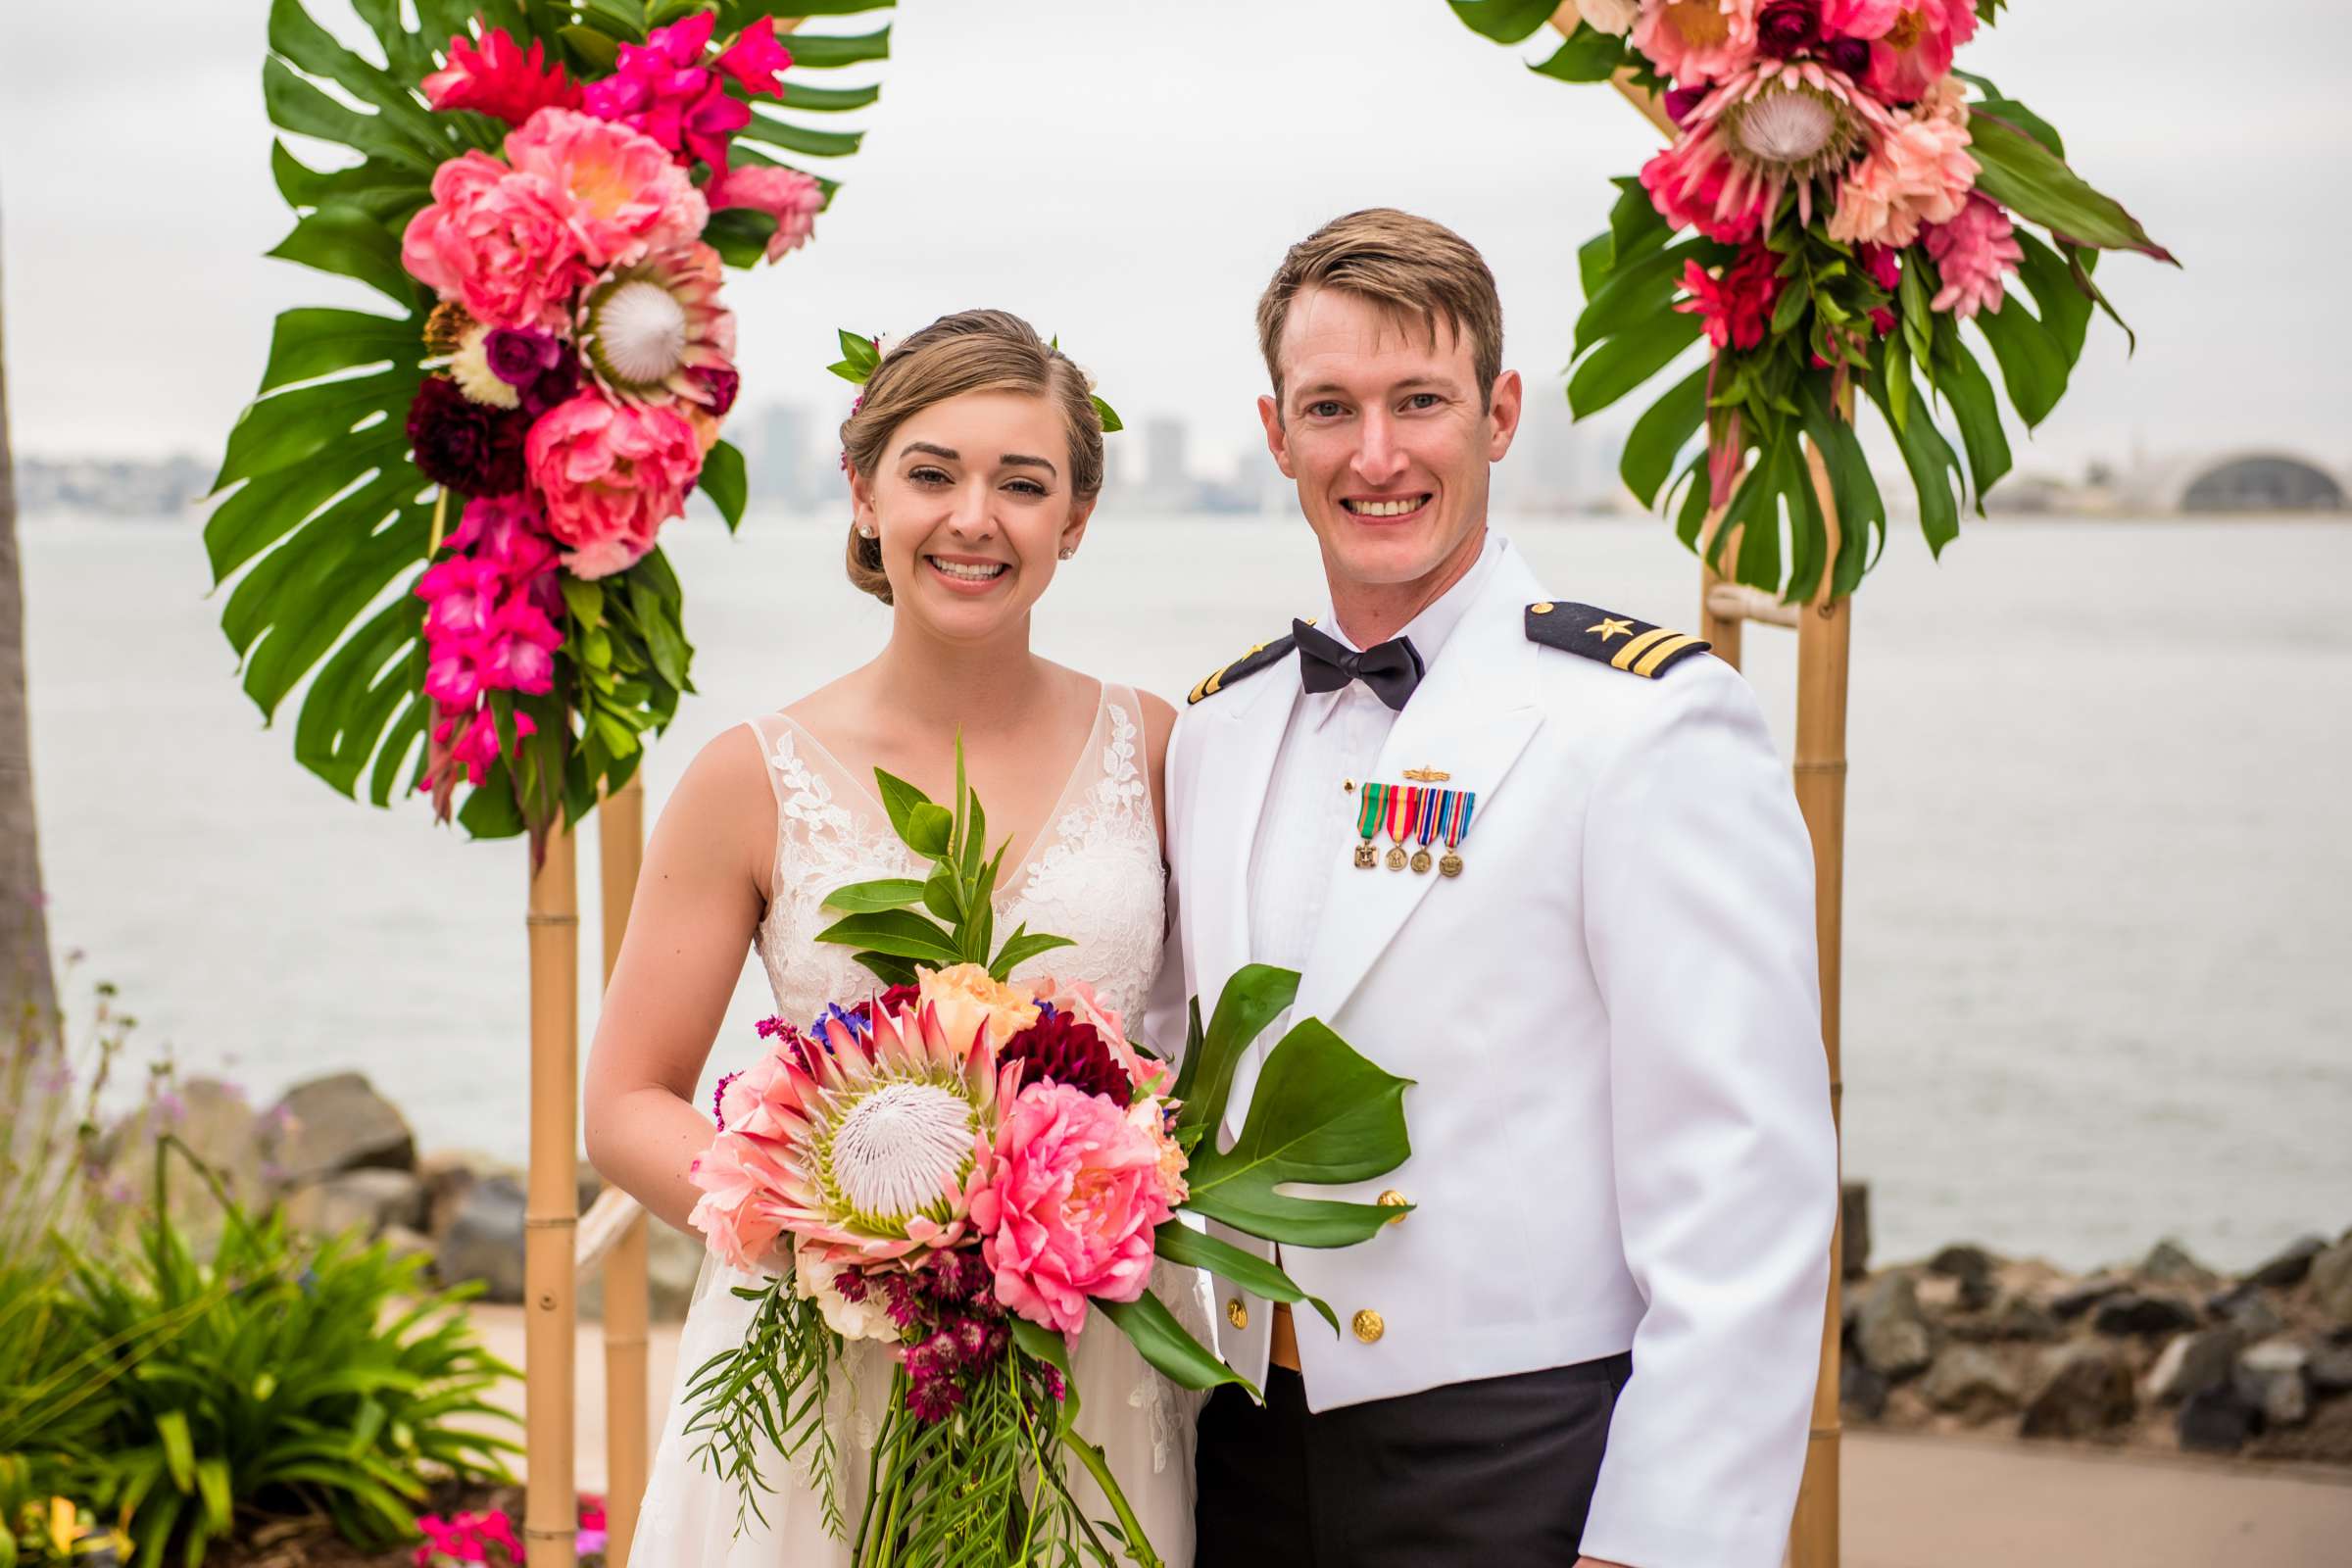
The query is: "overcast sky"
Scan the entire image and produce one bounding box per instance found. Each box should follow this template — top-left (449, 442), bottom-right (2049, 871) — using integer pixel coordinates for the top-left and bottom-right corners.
top-left (2, 0), bottom-right (2340, 481)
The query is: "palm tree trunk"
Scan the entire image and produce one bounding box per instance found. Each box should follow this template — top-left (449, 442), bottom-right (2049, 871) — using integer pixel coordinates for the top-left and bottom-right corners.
top-left (0, 196), bottom-right (57, 1024)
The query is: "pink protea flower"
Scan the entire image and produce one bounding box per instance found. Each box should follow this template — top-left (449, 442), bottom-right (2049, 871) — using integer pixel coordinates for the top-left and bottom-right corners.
top-left (684, 1128), bottom-right (800, 1273)
top-left (1923, 191), bottom-right (2023, 318)
top-left (1826, 90), bottom-right (1975, 248)
top-left (688, 998), bottom-right (1017, 1269)
top-left (504, 108), bottom-right (709, 271)
top-left (524, 392), bottom-right (704, 579)
top-left (581, 11), bottom-right (751, 171)
top-left (708, 164), bottom-right (826, 263)
top-left (421, 27), bottom-right (581, 126)
top-left (972, 1081), bottom-right (1176, 1337)
top-left (573, 243), bottom-right (737, 409)
top-left (716, 16), bottom-right (795, 98)
top-left (400, 153), bottom-right (590, 331)
top-left (1632, 0), bottom-right (1760, 86)
top-left (1642, 58), bottom-right (1890, 240)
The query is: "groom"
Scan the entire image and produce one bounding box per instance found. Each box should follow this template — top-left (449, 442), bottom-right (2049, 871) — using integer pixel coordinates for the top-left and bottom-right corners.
top-left (1154, 210), bottom-right (1838, 1567)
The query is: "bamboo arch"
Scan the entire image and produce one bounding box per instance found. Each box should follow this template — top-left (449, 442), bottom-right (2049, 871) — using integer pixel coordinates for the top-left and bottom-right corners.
top-left (526, 8), bottom-right (1854, 1567)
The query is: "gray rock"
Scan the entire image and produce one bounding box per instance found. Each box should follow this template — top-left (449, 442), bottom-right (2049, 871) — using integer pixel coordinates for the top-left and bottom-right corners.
top-left (283, 1168), bottom-right (424, 1240)
top-left (1840, 1355), bottom-right (1890, 1421)
top-left (2217, 1291), bottom-right (2288, 1342)
top-left (2310, 1238), bottom-right (2352, 1333)
top-left (2139, 1239), bottom-right (2216, 1288)
top-left (2177, 1383), bottom-right (2259, 1454)
top-left (1840, 1182), bottom-right (1871, 1281)
top-left (2246, 1235), bottom-right (2327, 1291)
top-left (1854, 1272), bottom-right (1935, 1381)
top-left (2234, 1339), bottom-right (2311, 1428)
top-left (437, 1173), bottom-right (527, 1304)
top-left (1928, 1245), bottom-right (2000, 1310)
top-left (2308, 1345), bottom-right (2352, 1396)
top-left (2143, 1326), bottom-right (2245, 1404)
top-left (2021, 1342), bottom-right (2136, 1438)
top-left (416, 1149), bottom-right (503, 1239)
top-left (2050, 1277), bottom-right (2128, 1321)
top-left (2090, 1291), bottom-right (2200, 1339)
top-left (1920, 1346), bottom-right (2025, 1422)
top-left (1947, 1292), bottom-right (2064, 1345)
top-left (101, 1077), bottom-right (268, 1253)
top-left (378, 1224), bottom-right (436, 1269)
top-left (262, 1072), bottom-right (415, 1188)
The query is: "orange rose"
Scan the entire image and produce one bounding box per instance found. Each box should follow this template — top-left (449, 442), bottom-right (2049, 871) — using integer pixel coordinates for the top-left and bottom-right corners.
top-left (916, 963), bottom-right (1041, 1055)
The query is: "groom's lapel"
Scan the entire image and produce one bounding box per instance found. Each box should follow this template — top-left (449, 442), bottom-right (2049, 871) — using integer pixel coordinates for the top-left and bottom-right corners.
top-left (1292, 556), bottom-right (1544, 1025)
top-left (1183, 647), bottom-right (1301, 1017)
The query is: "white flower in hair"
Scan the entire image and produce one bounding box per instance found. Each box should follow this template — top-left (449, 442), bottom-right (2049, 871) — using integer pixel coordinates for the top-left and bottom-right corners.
top-left (874, 333), bottom-right (906, 362)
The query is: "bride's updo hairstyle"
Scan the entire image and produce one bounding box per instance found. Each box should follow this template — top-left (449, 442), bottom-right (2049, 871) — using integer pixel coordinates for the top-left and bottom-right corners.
top-left (840, 309), bottom-right (1105, 605)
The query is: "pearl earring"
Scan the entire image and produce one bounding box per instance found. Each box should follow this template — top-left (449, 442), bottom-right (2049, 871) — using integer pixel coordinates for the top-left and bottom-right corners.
top-left (1057, 547), bottom-right (1075, 561)
top-left (858, 524), bottom-right (878, 539)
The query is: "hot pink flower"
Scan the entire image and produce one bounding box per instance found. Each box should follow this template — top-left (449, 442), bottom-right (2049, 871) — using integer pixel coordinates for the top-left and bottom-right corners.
top-left (707, 164), bottom-right (825, 263)
top-left (421, 27), bottom-right (581, 126)
top-left (434, 705), bottom-right (535, 789)
top-left (504, 108), bottom-right (709, 271)
top-left (401, 152), bottom-right (590, 330)
top-left (1676, 246), bottom-right (1785, 351)
top-left (581, 12), bottom-right (750, 171)
top-left (1632, 0), bottom-right (1760, 86)
top-left (423, 638), bottom-right (487, 711)
top-left (447, 493), bottom-right (559, 581)
top-left (1859, 241), bottom-right (1902, 333)
top-left (524, 392), bottom-right (703, 579)
top-left (416, 555), bottom-right (506, 643)
top-left (971, 1081), bottom-right (1175, 1337)
top-left (716, 16), bottom-right (794, 98)
top-left (1923, 191), bottom-right (2023, 318)
top-left (477, 599), bottom-right (563, 695)
top-left (1826, 93), bottom-right (1975, 247)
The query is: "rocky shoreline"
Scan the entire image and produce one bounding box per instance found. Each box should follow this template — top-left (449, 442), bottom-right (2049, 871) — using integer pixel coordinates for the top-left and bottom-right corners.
top-left (116, 1073), bottom-right (2352, 1467)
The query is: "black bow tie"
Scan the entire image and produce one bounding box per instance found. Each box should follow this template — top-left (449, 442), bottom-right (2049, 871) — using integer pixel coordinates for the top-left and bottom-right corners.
top-left (1293, 618), bottom-right (1425, 710)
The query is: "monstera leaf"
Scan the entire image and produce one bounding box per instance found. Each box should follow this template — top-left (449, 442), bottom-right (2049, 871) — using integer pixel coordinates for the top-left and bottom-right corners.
top-left (207, 0), bottom-right (894, 839)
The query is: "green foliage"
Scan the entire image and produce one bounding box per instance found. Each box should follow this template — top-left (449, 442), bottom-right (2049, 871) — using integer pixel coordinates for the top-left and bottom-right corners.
top-left (50, 1147), bottom-right (517, 1568)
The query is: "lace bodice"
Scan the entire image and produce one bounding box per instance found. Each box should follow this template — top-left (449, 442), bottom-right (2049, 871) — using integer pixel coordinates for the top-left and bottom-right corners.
top-left (745, 683), bottom-right (1166, 1035)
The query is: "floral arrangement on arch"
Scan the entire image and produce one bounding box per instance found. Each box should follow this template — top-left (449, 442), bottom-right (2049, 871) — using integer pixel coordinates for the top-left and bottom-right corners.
top-left (679, 745), bottom-right (1412, 1565)
top-left (1448, 0), bottom-right (2173, 599)
top-left (207, 0), bottom-right (893, 851)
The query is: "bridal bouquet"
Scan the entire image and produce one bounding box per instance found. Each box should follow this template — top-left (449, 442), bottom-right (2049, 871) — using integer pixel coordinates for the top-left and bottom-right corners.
top-left (210, 3), bottom-right (864, 854)
top-left (1450, 0), bottom-right (2173, 599)
top-left (682, 748), bottom-right (1412, 1566)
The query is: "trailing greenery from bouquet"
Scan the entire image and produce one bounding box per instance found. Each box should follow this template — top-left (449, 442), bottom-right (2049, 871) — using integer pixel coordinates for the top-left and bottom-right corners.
top-left (207, 0), bottom-right (895, 853)
top-left (674, 743), bottom-right (1413, 1564)
top-left (1446, 0), bottom-right (2174, 600)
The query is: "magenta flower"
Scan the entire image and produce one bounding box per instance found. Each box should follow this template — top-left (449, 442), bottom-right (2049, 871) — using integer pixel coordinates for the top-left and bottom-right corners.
top-left (421, 28), bottom-right (581, 127)
top-left (423, 639), bottom-right (487, 711)
top-left (485, 326), bottom-right (564, 387)
top-left (446, 493), bottom-right (559, 580)
top-left (580, 13), bottom-right (750, 171)
top-left (1675, 246), bottom-right (1786, 351)
top-left (1755, 0), bottom-right (1819, 57)
top-left (435, 705), bottom-right (536, 789)
top-left (716, 17), bottom-right (794, 98)
top-left (477, 599), bottom-right (563, 695)
top-left (416, 555), bottom-right (507, 642)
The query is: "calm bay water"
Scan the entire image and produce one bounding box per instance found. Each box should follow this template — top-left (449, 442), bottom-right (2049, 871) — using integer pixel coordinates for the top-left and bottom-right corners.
top-left (20, 509), bottom-right (2350, 1272)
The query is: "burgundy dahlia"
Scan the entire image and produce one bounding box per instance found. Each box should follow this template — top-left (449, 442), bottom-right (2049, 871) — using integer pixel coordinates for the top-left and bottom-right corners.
top-left (485, 325), bottom-right (564, 387)
top-left (1662, 83), bottom-right (1711, 127)
top-left (518, 341), bottom-right (583, 418)
top-left (1755, 0), bottom-right (1819, 58)
top-left (1824, 36), bottom-right (1871, 78)
top-left (406, 376), bottom-right (527, 497)
top-left (998, 1010), bottom-right (1132, 1107)
top-left (691, 365), bottom-right (742, 417)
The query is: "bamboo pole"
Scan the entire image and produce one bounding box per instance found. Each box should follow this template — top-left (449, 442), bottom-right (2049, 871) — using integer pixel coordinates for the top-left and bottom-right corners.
top-left (525, 820), bottom-right (580, 1568)
top-left (597, 774), bottom-right (650, 1568)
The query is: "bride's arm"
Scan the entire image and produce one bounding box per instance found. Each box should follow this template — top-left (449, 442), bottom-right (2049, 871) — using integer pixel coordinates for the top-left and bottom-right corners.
top-left (582, 727), bottom-right (773, 1235)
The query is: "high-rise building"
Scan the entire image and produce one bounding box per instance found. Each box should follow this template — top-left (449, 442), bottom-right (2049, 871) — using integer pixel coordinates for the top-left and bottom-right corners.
top-left (1144, 416), bottom-right (1189, 498)
top-left (752, 403), bottom-right (811, 506)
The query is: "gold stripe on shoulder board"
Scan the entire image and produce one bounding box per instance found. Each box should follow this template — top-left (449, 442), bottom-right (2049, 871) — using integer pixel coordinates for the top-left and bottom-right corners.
top-left (1632, 634), bottom-right (1701, 677)
top-left (1610, 625), bottom-right (1680, 671)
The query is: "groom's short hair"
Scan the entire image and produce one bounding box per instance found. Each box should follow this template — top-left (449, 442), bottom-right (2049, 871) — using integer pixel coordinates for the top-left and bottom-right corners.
top-left (1256, 209), bottom-right (1503, 411)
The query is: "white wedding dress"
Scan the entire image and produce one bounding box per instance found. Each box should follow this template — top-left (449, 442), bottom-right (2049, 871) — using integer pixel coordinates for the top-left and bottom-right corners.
top-left (635, 683), bottom-right (1207, 1565)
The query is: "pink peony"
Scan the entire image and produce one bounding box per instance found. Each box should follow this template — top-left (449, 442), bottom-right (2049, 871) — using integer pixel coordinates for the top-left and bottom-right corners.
top-left (707, 164), bottom-right (825, 263)
top-left (421, 27), bottom-right (581, 126)
top-left (716, 16), bottom-right (794, 98)
top-left (1826, 95), bottom-right (1976, 247)
top-left (686, 1132), bottom-right (798, 1273)
top-left (1632, 0), bottom-right (1760, 86)
top-left (1858, 0), bottom-right (1977, 102)
top-left (524, 392), bottom-right (703, 579)
top-left (402, 153), bottom-right (590, 331)
top-left (1923, 191), bottom-right (2023, 318)
top-left (971, 1081), bottom-right (1176, 1337)
top-left (504, 108), bottom-right (709, 271)
top-left (581, 12), bottom-right (750, 171)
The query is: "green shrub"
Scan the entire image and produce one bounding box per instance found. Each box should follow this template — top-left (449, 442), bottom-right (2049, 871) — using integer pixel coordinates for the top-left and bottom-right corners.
top-left (60, 1145), bottom-right (520, 1568)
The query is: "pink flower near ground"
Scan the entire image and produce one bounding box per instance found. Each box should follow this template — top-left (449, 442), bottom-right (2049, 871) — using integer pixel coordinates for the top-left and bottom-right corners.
top-left (1632, 0), bottom-right (1760, 86)
top-left (524, 392), bottom-right (704, 579)
top-left (421, 27), bottom-right (581, 126)
top-left (401, 153), bottom-right (590, 330)
top-left (504, 108), bottom-right (709, 271)
top-left (971, 1081), bottom-right (1176, 1337)
top-left (1826, 100), bottom-right (1976, 248)
top-left (1923, 191), bottom-right (2023, 318)
top-left (707, 164), bottom-right (825, 263)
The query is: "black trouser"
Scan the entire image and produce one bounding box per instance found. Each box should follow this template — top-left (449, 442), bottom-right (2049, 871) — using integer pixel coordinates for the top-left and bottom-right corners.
top-left (1192, 1355), bottom-right (1631, 1567)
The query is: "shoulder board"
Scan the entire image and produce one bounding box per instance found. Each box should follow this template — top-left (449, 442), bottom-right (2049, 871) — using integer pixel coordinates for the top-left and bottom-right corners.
top-left (1525, 602), bottom-right (1710, 679)
top-left (1187, 634), bottom-right (1298, 705)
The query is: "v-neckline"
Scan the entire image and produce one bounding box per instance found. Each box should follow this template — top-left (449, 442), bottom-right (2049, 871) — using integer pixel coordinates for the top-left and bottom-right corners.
top-left (775, 681), bottom-right (1108, 898)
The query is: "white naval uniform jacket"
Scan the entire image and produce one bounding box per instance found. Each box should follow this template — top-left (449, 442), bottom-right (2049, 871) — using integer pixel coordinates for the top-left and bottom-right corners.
top-left (1148, 545), bottom-right (1838, 1568)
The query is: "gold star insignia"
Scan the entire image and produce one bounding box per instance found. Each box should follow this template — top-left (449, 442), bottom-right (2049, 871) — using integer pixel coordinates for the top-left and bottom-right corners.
top-left (1589, 617), bottom-right (1636, 643)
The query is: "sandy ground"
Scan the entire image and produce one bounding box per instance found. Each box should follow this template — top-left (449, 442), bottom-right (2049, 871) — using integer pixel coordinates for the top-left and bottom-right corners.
top-left (470, 1306), bottom-right (2352, 1567)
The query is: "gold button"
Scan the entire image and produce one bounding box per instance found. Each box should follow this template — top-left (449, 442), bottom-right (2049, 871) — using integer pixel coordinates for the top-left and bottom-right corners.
top-left (1351, 1309), bottom-right (1385, 1344)
top-left (1531, 602), bottom-right (1554, 614)
top-left (1377, 1190), bottom-right (1408, 1222)
top-left (1226, 1298), bottom-right (1249, 1331)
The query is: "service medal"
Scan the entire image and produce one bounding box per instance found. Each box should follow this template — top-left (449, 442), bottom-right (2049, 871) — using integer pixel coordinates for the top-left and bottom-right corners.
top-left (1438, 788), bottom-right (1476, 878)
top-left (1353, 782), bottom-right (1384, 869)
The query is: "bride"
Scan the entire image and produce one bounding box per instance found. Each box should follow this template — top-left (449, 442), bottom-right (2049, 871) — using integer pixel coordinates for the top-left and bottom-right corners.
top-left (583, 309), bottom-right (1205, 1563)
